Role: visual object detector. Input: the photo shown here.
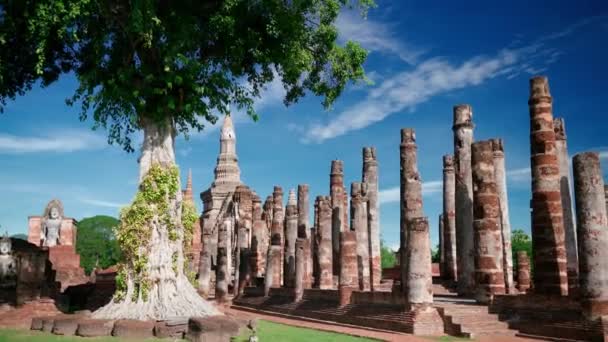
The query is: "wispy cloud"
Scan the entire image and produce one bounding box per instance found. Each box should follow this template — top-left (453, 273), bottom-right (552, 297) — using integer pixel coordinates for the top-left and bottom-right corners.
top-left (336, 11), bottom-right (425, 64)
top-left (507, 167), bottom-right (531, 183)
top-left (79, 198), bottom-right (127, 209)
top-left (0, 129), bottom-right (106, 154)
top-left (379, 180), bottom-right (443, 204)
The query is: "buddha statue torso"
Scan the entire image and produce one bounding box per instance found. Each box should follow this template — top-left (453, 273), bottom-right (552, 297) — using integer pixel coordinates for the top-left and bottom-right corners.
top-left (0, 234), bottom-right (17, 288)
top-left (42, 206), bottom-right (62, 247)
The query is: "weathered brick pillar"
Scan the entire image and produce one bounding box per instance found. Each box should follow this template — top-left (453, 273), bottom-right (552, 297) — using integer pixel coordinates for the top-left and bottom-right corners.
top-left (605, 185), bottom-right (608, 214)
top-left (351, 182), bottom-right (370, 291)
top-left (442, 155), bottom-right (458, 281)
top-left (516, 251), bottom-right (531, 293)
top-left (264, 245), bottom-right (282, 296)
top-left (471, 140), bottom-right (505, 303)
top-left (405, 217), bottom-right (433, 306)
top-left (554, 118), bottom-right (579, 292)
top-left (453, 104), bottom-right (475, 295)
top-left (400, 128), bottom-right (424, 294)
top-left (363, 147), bottom-right (381, 291)
top-left (294, 238), bottom-right (306, 302)
top-left (339, 230), bottom-right (358, 306)
top-left (439, 214), bottom-right (445, 276)
top-left (331, 160), bottom-right (346, 278)
top-left (297, 184), bottom-right (313, 289)
top-left (528, 76), bottom-right (568, 295)
top-left (316, 196), bottom-right (334, 289)
top-left (251, 194), bottom-right (267, 278)
top-left (271, 186), bottom-right (284, 286)
top-left (573, 152), bottom-right (608, 319)
top-left (491, 139), bottom-right (514, 293)
top-left (215, 246), bottom-right (229, 302)
top-left (284, 189), bottom-right (298, 288)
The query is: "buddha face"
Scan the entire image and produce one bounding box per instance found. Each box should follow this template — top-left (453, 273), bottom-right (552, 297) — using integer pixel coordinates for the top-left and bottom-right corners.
top-left (0, 240), bottom-right (10, 255)
top-left (50, 207), bottom-right (59, 219)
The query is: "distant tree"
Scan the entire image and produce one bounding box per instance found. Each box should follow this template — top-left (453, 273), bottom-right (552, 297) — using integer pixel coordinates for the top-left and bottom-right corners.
top-left (511, 229), bottom-right (532, 271)
top-left (431, 244), bottom-right (440, 263)
top-left (77, 215), bottom-right (121, 275)
top-left (381, 240), bottom-right (396, 269)
top-left (11, 234), bottom-right (28, 240)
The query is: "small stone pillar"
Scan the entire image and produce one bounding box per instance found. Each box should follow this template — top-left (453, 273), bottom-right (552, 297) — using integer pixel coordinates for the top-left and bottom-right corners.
top-left (284, 189), bottom-right (298, 288)
top-left (297, 184), bottom-right (313, 289)
top-left (331, 160), bottom-right (346, 278)
top-left (471, 140), bottom-right (505, 303)
top-left (491, 138), bottom-right (514, 293)
top-left (453, 104), bottom-right (475, 295)
top-left (439, 214), bottom-right (445, 277)
top-left (339, 231), bottom-right (358, 306)
top-left (271, 186), bottom-right (284, 285)
top-left (351, 182), bottom-right (370, 291)
top-left (405, 217), bottom-right (433, 306)
top-left (316, 196), bottom-right (334, 289)
top-left (264, 245), bottom-right (282, 296)
top-left (363, 147), bottom-right (382, 290)
top-left (528, 76), bottom-right (568, 296)
top-left (442, 155), bottom-right (458, 281)
top-left (400, 128), bottom-right (424, 293)
top-left (554, 118), bottom-right (579, 292)
top-left (215, 247), bottom-right (228, 303)
top-left (516, 251), bottom-right (531, 293)
top-left (573, 152), bottom-right (608, 319)
top-left (294, 238), bottom-right (306, 302)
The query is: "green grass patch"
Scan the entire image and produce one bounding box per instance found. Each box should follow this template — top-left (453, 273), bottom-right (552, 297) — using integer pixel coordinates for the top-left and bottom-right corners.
top-left (233, 320), bottom-right (379, 342)
top-left (0, 329), bottom-right (158, 342)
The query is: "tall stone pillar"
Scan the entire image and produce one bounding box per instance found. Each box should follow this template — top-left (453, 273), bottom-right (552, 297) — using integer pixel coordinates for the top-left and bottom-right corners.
top-left (453, 104), bottom-right (475, 295)
top-left (284, 189), bottom-right (298, 288)
top-left (490, 139), bottom-right (514, 293)
top-left (294, 238), bottom-right (306, 302)
top-left (339, 231), bottom-right (358, 306)
top-left (331, 160), bottom-right (346, 277)
top-left (271, 186), bottom-right (284, 286)
top-left (215, 247), bottom-right (229, 302)
top-left (471, 140), bottom-right (505, 303)
top-left (363, 147), bottom-right (381, 290)
top-left (351, 182), bottom-right (370, 291)
top-left (316, 196), bottom-right (334, 289)
top-left (605, 185), bottom-right (608, 214)
top-left (251, 194), bottom-right (267, 278)
top-left (554, 118), bottom-right (578, 291)
top-left (528, 76), bottom-right (568, 295)
top-left (573, 152), bottom-right (608, 319)
top-left (297, 184), bottom-right (312, 289)
top-left (442, 155), bottom-right (458, 281)
top-left (264, 246), bottom-right (282, 296)
top-left (400, 128), bottom-right (424, 293)
top-left (439, 214), bottom-right (445, 277)
top-left (405, 217), bottom-right (433, 306)
top-left (516, 251), bottom-right (531, 293)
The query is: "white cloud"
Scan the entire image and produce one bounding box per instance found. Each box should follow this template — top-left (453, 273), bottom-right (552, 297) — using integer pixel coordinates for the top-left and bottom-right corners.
top-left (336, 11), bottom-right (425, 64)
top-left (379, 179), bottom-right (443, 204)
top-left (80, 198), bottom-right (127, 209)
top-left (0, 129), bottom-right (106, 153)
top-left (507, 167), bottom-right (531, 183)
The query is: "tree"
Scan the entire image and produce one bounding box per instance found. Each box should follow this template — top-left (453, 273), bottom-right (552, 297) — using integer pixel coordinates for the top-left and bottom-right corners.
top-left (511, 229), bottom-right (532, 271)
top-left (10, 234), bottom-right (28, 240)
top-left (380, 240), bottom-right (396, 269)
top-left (0, 0), bottom-right (373, 319)
top-left (76, 215), bottom-right (121, 275)
top-left (431, 244), bottom-right (440, 263)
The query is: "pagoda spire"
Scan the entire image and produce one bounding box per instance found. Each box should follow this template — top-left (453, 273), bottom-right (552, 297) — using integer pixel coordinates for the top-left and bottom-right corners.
top-left (183, 169), bottom-right (194, 204)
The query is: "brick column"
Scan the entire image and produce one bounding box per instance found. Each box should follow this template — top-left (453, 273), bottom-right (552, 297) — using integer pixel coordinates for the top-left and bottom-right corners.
top-left (472, 140), bottom-right (505, 303)
top-left (294, 238), bottom-right (306, 302)
top-left (215, 246), bottom-right (229, 303)
top-left (264, 245), bottom-right (282, 296)
top-left (297, 184), bottom-right (313, 289)
top-left (528, 76), bottom-right (568, 295)
top-left (316, 196), bottom-right (334, 289)
top-left (284, 189), bottom-right (298, 288)
top-left (339, 231), bottom-right (358, 306)
top-left (439, 214), bottom-right (445, 277)
top-left (405, 217), bottom-right (433, 306)
top-left (453, 104), bottom-right (475, 295)
top-left (363, 147), bottom-right (381, 291)
top-left (573, 152), bottom-right (608, 319)
top-left (271, 186), bottom-right (284, 286)
top-left (554, 118), bottom-right (579, 292)
top-left (331, 160), bottom-right (346, 278)
top-left (491, 139), bottom-right (514, 293)
top-left (442, 155), bottom-right (458, 281)
top-left (351, 182), bottom-right (370, 291)
top-left (516, 251), bottom-right (531, 293)
top-left (251, 195), bottom-right (267, 278)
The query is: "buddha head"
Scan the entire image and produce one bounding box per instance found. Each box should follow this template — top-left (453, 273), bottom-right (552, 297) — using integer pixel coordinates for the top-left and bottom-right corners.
top-left (0, 233), bottom-right (11, 255)
top-left (42, 199), bottom-right (64, 220)
top-left (50, 207), bottom-right (59, 219)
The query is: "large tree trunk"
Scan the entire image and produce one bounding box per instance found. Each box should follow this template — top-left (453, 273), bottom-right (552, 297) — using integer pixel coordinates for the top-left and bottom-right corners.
top-left (93, 117), bottom-right (220, 320)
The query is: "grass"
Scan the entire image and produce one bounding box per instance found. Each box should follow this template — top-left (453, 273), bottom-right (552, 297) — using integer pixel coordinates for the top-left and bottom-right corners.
top-left (0, 320), bottom-right (380, 342)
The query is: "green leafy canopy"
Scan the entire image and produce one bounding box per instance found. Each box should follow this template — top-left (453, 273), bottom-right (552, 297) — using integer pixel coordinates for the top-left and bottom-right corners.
top-left (0, 0), bottom-right (375, 152)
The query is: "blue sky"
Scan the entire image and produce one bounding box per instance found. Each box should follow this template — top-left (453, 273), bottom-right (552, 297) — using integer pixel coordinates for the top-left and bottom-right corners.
top-left (1, 1), bottom-right (607, 251)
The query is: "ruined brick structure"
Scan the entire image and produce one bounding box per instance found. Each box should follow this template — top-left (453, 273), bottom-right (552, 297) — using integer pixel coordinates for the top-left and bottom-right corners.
top-left (471, 140), bottom-right (505, 303)
top-left (283, 189), bottom-right (298, 288)
top-left (528, 76), bottom-right (568, 295)
top-left (362, 147), bottom-right (382, 290)
top-left (271, 186), bottom-right (284, 286)
top-left (182, 170), bottom-right (202, 274)
top-left (251, 194), bottom-right (267, 278)
top-left (453, 104), bottom-right (475, 295)
top-left (351, 182), bottom-right (370, 290)
top-left (404, 217), bottom-right (433, 306)
top-left (516, 251), bottom-right (531, 293)
top-left (297, 184), bottom-right (312, 289)
top-left (330, 160), bottom-right (346, 278)
top-left (442, 155), bottom-right (457, 281)
top-left (573, 152), bottom-right (608, 319)
top-left (438, 214), bottom-right (445, 277)
top-left (315, 196), bottom-right (333, 289)
top-left (490, 139), bottom-right (514, 293)
top-left (338, 231), bottom-right (358, 306)
top-left (554, 117), bottom-right (579, 291)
